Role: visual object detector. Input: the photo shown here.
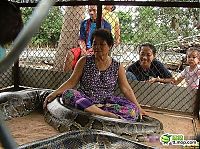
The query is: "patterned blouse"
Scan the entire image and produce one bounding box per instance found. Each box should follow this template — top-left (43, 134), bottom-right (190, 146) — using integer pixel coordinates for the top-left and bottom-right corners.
top-left (78, 55), bottom-right (120, 104)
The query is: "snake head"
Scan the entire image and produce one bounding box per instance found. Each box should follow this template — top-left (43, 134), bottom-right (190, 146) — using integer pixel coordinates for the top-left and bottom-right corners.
top-left (39, 90), bottom-right (53, 103)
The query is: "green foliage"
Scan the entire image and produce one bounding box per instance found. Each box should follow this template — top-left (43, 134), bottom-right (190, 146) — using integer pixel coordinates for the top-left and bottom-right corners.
top-left (117, 11), bottom-right (135, 44)
top-left (116, 7), bottom-right (199, 47)
top-left (21, 7), bottom-right (62, 47)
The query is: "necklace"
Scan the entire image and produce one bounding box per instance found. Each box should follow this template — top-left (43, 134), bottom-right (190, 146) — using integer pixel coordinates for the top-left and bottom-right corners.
top-left (95, 57), bottom-right (110, 72)
top-left (98, 71), bottom-right (101, 76)
top-left (95, 57), bottom-right (110, 82)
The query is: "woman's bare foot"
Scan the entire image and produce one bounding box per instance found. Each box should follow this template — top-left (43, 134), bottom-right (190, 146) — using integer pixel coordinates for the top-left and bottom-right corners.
top-left (106, 111), bottom-right (119, 119)
top-left (85, 105), bottom-right (119, 119)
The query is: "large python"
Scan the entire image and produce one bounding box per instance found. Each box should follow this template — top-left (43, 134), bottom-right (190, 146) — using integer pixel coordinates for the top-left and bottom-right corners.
top-left (18, 130), bottom-right (154, 149)
top-left (0, 89), bottom-right (163, 148)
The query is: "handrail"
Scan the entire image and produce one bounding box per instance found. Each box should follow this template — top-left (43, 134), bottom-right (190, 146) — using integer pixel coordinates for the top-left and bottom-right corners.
top-left (14, 1), bottom-right (200, 8)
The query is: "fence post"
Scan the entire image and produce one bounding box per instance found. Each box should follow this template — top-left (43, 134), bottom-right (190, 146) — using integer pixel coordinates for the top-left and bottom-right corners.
top-left (194, 80), bottom-right (200, 119)
top-left (12, 60), bottom-right (20, 91)
top-left (97, 1), bottom-right (102, 29)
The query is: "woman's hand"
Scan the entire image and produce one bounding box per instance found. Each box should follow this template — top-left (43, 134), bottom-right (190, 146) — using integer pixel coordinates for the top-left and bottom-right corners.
top-left (148, 77), bottom-right (175, 84)
top-left (139, 107), bottom-right (147, 119)
top-left (148, 77), bottom-right (158, 83)
top-left (170, 78), bottom-right (176, 84)
top-left (43, 92), bottom-right (58, 109)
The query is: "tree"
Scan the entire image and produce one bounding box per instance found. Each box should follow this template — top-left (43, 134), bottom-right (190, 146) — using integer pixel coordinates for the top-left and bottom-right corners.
top-left (53, 6), bottom-right (86, 71)
top-left (117, 11), bottom-right (135, 44)
top-left (117, 6), bottom-right (199, 47)
top-left (21, 6), bottom-right (62, 47)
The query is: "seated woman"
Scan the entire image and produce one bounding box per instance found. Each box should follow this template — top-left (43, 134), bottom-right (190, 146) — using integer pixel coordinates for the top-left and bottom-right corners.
top-left (126, 43), bottom-right (173, 83)
top-left (43, 29), bottom-right (146, 122)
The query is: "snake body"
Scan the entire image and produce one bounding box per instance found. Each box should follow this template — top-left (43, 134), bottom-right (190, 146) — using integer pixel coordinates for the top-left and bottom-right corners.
top-left (0, 89), bottom-right (46, 120)
top-left (18, 130), bottom-right (154, 149)
top-left (45, 97), bottom-right (163, 142)
top-left (0, 89), bottom-right (163, 148)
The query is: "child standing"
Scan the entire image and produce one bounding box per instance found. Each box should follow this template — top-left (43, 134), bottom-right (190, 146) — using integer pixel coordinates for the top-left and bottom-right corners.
top-left (173, 47), bottom-right (200, 89)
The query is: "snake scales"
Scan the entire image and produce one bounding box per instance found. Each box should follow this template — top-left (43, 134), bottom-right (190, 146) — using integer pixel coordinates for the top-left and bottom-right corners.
top-left (0, 89), bottom-right (163, 148)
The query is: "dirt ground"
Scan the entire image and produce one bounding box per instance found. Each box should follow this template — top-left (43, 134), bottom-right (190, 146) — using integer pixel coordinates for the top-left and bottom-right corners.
top-left (0, 110), bottom-right (199, 149)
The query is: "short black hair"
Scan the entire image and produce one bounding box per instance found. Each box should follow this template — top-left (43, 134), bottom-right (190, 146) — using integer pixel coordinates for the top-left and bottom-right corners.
top-left (91, 29), bottom-right (114, 48)
top-left (138, 43), bottom-right (157, 55)
top-left (0, 0), bottom-right (23, 46)
top-left (104, 0), bottom-right (116, 11)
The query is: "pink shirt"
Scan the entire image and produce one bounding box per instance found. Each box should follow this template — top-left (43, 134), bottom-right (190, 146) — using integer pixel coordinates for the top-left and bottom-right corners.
top-left (180, 64), bottom-right (200, 89)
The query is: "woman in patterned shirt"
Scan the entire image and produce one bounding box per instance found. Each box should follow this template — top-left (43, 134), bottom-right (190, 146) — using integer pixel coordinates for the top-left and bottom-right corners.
top-left (44, 29), bottom-right (146, 122)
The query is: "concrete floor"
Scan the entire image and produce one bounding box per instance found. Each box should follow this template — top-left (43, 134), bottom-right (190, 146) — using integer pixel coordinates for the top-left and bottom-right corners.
top-left (143, 110), bottom-right (199, 149)
top-left (1, 110), bottom-right (199, 149)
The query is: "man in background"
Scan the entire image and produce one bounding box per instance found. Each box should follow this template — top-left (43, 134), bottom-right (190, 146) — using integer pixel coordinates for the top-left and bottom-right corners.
top-left (102, 1), bottom-right (120, 46)
top-left (63, 5), bottom-right (111, 72)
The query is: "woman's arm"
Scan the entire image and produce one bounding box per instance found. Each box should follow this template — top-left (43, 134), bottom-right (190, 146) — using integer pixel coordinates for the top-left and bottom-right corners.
top-left (43, 56), bottom-right (86, 108)
top-left (56, 56), bottom-right (86, 94)
top-left (173, 76), bottom-right (184, 85)
top-left (63, 50), bottom-right (74, 72)
top-left (149, 60), bottom-right (173, 84)
top-left (78, 40), bottom-right (87, 55)
top-left (148, 77), bottom-right (173, 84)
top-left (114, 22), bottom-right (120, 46)
top-left (118, 64), bottom-right (144, 113)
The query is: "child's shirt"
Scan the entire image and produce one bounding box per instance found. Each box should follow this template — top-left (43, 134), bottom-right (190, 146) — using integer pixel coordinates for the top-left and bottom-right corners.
top-left (180, 64), bottom-right (200, 89)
